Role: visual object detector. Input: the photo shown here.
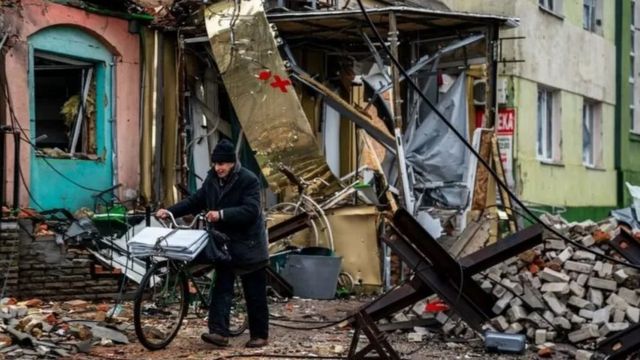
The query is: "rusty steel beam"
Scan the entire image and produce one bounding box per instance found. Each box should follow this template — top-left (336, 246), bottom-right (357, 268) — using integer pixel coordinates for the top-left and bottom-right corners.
top-left (608, 230), bottom-right (640, 265)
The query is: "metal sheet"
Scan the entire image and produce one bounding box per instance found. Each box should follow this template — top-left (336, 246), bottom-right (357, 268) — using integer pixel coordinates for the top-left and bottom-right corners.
top-left (205, 0), bottom-right (339, 196)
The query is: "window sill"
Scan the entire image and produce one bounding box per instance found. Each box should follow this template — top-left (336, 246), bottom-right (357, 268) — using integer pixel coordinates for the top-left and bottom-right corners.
top-left (538, 6), bottom-right (565, 20)
top-left (584, 164), bottom-right (606, 171)
top-left (630, 131), bottom-right (640, 142)
top-left (539, 159), bottom-right (565, 167)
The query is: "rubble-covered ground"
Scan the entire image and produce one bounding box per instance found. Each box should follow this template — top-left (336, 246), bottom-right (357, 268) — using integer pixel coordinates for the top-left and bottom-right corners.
top-left (0, 296), bottom-right (540, 360)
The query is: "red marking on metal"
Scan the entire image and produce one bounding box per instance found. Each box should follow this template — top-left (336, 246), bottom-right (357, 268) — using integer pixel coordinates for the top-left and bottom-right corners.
top-left (258, 70), bottom-right (271, 81)
top-left (270, 75), bottom-right (291, 93)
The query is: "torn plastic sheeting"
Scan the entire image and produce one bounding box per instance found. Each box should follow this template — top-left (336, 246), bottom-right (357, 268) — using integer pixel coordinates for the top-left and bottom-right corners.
top-left (389, 72), bottom-right (470, 208)
top-left (627, 182), bottom-right (640, 219)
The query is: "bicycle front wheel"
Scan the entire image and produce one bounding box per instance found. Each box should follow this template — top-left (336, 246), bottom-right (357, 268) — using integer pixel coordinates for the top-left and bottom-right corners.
top-left (134, 261), bottom-right (188, 350)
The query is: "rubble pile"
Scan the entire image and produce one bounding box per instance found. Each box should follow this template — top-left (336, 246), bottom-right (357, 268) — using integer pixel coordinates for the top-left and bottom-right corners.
top-left (0, 298), bottom-right (130, 359)
top-left (479, 214), bottom-right (639, 357)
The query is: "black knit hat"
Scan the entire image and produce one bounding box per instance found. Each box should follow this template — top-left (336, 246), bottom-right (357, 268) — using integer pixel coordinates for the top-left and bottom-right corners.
top-left (211, 139), bottom-right (236, 163)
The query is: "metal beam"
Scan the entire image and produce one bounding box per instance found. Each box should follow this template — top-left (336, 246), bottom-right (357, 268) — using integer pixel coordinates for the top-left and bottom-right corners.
top-left (609, 230), bottom-right (640, 265)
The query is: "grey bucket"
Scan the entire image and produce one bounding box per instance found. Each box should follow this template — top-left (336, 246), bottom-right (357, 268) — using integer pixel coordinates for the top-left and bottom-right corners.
top-left (280, 254), bottom-right (342, 299)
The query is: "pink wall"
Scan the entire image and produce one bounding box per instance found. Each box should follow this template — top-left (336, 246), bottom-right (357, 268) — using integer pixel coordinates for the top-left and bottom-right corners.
top-left (2, 0), bottom-right (141, 207)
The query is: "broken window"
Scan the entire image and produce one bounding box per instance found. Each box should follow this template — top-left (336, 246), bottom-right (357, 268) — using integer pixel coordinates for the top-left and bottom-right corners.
top-left (582, 100), bottom-right (602, 167)
top-left (537, 87), bottom-right (560, 162)
top-left (34, 51), bottom-right (98, 158)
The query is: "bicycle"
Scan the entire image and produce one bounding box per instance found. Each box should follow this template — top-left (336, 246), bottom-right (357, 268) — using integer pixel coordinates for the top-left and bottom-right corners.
top-left (132, 212), bottom-right (248, 350)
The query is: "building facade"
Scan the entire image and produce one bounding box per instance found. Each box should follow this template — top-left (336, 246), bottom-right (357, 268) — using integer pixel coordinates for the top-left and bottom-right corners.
top-left (442, 0), bottom-right (618, 221)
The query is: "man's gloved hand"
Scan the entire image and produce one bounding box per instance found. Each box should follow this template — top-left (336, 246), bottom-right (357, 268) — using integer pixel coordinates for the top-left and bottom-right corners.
top-left (206, 210), bottom-right (221, 223)
top-left (156, 208), bottom-right (171, 219)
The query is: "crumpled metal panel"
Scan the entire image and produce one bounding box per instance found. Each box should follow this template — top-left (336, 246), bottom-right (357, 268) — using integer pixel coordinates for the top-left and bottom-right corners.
top-left (205, 0), bottom-right (339, 196)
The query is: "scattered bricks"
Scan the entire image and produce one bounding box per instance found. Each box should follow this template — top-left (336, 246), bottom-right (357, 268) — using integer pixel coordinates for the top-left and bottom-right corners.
top-left (588, 277), bottom-right (618, 292)
top-left (509, 297), bottom-right (523, 307)
top-left (519, 250), bottom-right (538, 264)
top-left (407, 332), bottom-right (423, 342)
top-left (442, 320), bottom-right (457, 334)
top-left (607, 293), bottom-right (630, 311)
top-left (589, 288), bottom-right (604, 307)
top-left (544, 260), bottom-right (562, 272)
top-left (491, 316), bottom-right (509, 331)
top-left (546, 331), bottom-right (557, 341)
top-left (543, 310), bottom-right (555, 324)
top-left (614, 269), bottom-right (629, 284)
top-left (540, 268), bottom-right (571, 283)
top-left (578, 309), bottom-right (594, 320)
top-left (618, 288), bottom-right (639, 306)
top-left (573, 250), bottom-right (597, 261)
top-left (593, 261), bottom-right (603, 273)
top-left (545, 239), bottom-right (566, 250)
top-left (575, 349), bottom-right (594, 360)
top-left (522, 285), bottom-right (545, 309)
top-left (568, 324), bottom-right (600, 343)
top-left (505, 322), bottom-right (524, 334)
top-left (492, 284), bottom-right (507, 298)
top-left (492, 292), bottom-right (515, 315)
top-left (551, 316), bottom-right (571, 330)
top-left (568, 296), bottom-right (595, 310)
top-left (557, 247), bottom-right (574, 263)
top-left (577, 273), bottom-right (589, 286)
top-left (534, 329), bottom-right (547, 345)
top-left (581, 235), bottom-right (595, 247)
top-left (598, 263), bottom-right (614, 278)
top-left (627, 306), bottom-right (640, 323)
top-left (506, 306), bottom-right (528, 322)
top-left (529, 263), bottom-right (541, 275)
top-left (500, 278), bottom-right (523, 295)
top-left (62, 300), bottom-right (89, 311)
top-left (599, 322), bottom-right (629, 337)
top-left (526, 327), bottom-right (535, 339)
top-left (435, 312), bottom-right (449, 324)
top-left (541, 282), bottom-right (570, 294)
top-left (571, 314), bottom-right (587, 325)
top-left (563, 261), bottom-right (593, 274)
top-left (569, 281), bottom-right (586, 298)
top-left (506, 265), bottom-right (519, 275)
top-left (527, 312), bottom-right (551, 329)
top-left (531, 276), bottom-right (542, 289)
top-left (543, 293), bottom-right (567, 316)
top-left (480, 280), bottom-right (492, 293)
top-left (614, 309), bottom-right (626, 323)
top-left (592, 307), bottom-right (611, 325)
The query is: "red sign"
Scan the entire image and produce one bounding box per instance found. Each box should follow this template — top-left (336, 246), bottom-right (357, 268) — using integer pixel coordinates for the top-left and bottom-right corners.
top-left (475, 108), bottom-right (516, 135)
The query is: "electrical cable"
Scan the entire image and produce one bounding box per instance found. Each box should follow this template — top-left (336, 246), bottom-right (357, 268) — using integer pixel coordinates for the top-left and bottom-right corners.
top-left (353, 0), bottom-right (640, 271)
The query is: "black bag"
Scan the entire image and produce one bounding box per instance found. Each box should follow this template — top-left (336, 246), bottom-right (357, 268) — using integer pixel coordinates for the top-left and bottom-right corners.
top-left (201, 228), bottom-right (232, 263)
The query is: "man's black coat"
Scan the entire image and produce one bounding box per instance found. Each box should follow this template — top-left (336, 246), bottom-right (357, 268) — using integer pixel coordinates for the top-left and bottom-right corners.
top-left (167, 164), bottom-right (268, 265)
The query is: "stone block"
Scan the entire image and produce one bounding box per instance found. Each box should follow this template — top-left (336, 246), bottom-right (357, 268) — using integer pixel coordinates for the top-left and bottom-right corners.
top-left (506, 306), bottom-right (528, 322)
top-left (527, 312), bottom-right (550, 329)
top-left (545, 239), bottom-right (565, 250)
top-left (541, 282), bottom-right (570, 294)
top-left (573, 250), bottom-right (597, 261)
top-left (626, 306), bottom-right (640, 323)
top-left (509, 297), bottom-right (523, 307)
top-left (576, 273), bottom-right (589, 286)
top-left (492, 284), bottom-right (507, 298)
top-left (491, 316), bottom-right (509, 331)
top-left (598, 263), bottom-right (614, 278)
top-left (564, 261), bottom-right (593, 274)
top-left (492, 292), bottom-right (514, 315)
top-left (543, 293), bottom-right (566, 316)
top-left (407, 332), bottom-right (424, 342)
top-left (568, 324), bottom-right (600, 343)
top-left (581, 235), bottom-right (595, 247)
top-left (568, 296), bottom-right (595, 310)
top-left (618, 288), bottom-right (639, 306)
top-left (614, 269), bottom-right (629, 283)
top-left (578, 309), bottom-right (594, 319)
top-left (593, 261), bottom-right (603, 273)
top-left (505, 322), bottom-right (524, 334)
top-left (522, 285), bottom-right (545, 310)
top-left (589, 288), bottom-right (604, 307)
top-left (570, 314), bottom-right (587, 325)
top-left (480, 280), bottom-right (493, 293)
top-left (551, 316), bottom-right (571, 330)
top-left (501, 278), bottom-right (523, 295)
top-left (531, 276), bottom-right (542, 289)
top-left (575, 349), bottom-right (593, 360)
top-left (592, 307), bottom-right (611, 325)
top-left (588, 277), bottom-right (618, 292)
top-left (614, 309), bottom-right (626, 323)
top-left (540, 268), bottom-right (571, 283)
top-left (569, 281), bottom-right (586, 298)
top-left (534, 329), bottom-right (547, 345)
top-left (607, 293), bottom-right (630, 311)
top-left (557, 247), bottom-right (574, 263)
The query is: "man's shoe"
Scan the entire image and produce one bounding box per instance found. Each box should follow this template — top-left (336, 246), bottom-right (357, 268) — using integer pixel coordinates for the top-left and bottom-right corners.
top-left (201, 332), bottom-right (229, 347)
top-left (245, 338), bottom-right (268, 348)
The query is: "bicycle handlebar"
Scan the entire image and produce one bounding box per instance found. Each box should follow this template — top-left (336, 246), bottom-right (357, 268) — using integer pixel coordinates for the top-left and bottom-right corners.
top-left (156, 211), bottom-right (204, 229)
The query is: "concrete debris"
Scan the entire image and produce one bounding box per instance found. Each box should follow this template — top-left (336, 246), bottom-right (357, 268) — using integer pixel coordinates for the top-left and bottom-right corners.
top-left (483, 216), bottom-right (638, 351)
top-left (0, 298), bottom-right (129, 358)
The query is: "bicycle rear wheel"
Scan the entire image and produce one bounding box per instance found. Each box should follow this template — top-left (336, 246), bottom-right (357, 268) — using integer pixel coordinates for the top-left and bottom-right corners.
top-left (228, 278), bottom-right (248, 337)
top-left (134, 261), bottom-right (188, 350)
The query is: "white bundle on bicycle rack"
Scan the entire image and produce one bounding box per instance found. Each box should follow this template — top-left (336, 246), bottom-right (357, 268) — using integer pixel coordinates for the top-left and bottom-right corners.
top-left (128, 227), bottom-right (209, 261)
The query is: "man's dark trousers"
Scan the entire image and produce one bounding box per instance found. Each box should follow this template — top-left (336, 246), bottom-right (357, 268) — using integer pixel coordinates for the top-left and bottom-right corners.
top-left (209, 264), bottom-right (269, 339)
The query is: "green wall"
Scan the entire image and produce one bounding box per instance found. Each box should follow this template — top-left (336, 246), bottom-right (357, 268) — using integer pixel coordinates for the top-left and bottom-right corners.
top-left (616, 0), bottom-right (640, 207)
